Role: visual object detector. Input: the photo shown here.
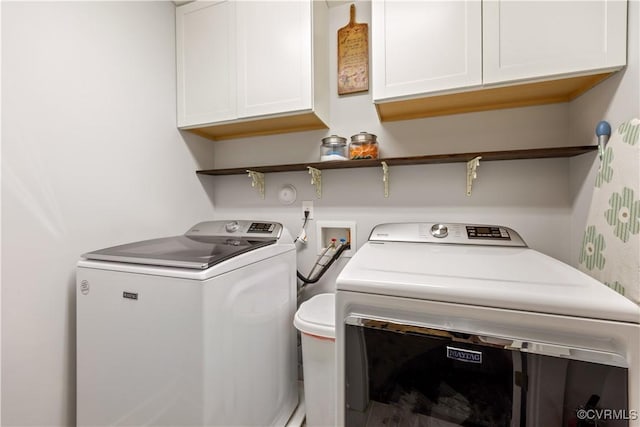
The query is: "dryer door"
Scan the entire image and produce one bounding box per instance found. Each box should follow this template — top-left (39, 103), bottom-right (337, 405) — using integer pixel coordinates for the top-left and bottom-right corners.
top-left (344, 317), bottom-right (630, 427)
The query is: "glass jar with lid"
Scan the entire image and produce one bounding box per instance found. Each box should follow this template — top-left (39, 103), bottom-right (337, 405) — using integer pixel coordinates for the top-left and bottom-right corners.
top-left (349, 132), bottom-right (379, 160)
top-left (320, 135), bottom-right (348, 161)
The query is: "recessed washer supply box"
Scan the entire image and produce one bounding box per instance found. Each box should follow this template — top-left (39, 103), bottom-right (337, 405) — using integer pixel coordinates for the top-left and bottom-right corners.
top-left (316, 220), bottom-right (356, 257)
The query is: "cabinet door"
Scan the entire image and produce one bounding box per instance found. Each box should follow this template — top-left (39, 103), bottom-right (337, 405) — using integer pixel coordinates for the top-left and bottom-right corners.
top-left (483, 0), bottom-right (627, 85)
top-left (372, 0), bottom-right (482, 102)
top-left (176, 1), bottom-right (236, 127)
top-left (236, 1), bottom-right (312, 118)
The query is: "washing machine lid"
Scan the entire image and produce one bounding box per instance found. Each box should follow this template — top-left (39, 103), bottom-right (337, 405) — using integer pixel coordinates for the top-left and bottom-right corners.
top-left (83, 221), bottom-right (286, 270)
top-left (337, 223), bottom-right (640, 324)
top-left (83, 235), bottom-right (277, 270)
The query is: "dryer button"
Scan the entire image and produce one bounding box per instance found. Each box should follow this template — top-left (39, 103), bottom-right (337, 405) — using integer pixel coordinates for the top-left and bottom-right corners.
top-left (431, 224), bottom-right (449, 238)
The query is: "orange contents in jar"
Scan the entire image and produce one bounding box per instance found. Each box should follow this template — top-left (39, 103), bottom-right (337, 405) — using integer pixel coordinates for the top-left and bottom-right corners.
top-left (349, 143), bottom-right (378, 160)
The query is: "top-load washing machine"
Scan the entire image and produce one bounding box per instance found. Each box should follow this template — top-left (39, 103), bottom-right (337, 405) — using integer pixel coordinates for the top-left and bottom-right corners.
top-left (76, 220), bottom-right (297, 426)
top-left (336, 222), bottom-right (640, 427)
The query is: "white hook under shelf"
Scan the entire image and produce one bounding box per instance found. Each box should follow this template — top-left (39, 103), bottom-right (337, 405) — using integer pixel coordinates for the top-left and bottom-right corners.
top-left (466, 156), bottom-right (481, 196)
top-left (381, 161), bottom-right (390, 198)
top-left (307, 166), bottom-right (322, 199)
top-left (246, 170), bottom-right (265, 199)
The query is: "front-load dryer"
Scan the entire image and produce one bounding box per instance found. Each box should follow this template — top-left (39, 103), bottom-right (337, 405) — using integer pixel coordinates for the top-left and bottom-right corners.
top-left (336, 222), bottom-right (640, 427)
top-left (76, 220), bottom-right (297, 426)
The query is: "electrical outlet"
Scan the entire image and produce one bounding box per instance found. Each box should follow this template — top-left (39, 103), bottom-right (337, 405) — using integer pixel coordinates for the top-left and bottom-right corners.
top-left (302, 201), bottom-right (314, 220)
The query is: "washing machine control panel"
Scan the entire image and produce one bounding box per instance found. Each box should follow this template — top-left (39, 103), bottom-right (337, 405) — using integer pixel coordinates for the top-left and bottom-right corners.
top-left (370, 223), bottom-right (527, 247)
top-left (186, 221), bottom-right (282, 240)
top-left (247, 222), bottom-right (276, 233)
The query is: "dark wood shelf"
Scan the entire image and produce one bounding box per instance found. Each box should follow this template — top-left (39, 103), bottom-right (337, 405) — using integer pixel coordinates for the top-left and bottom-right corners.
top-left (196, 146), bottom-right (597, 176)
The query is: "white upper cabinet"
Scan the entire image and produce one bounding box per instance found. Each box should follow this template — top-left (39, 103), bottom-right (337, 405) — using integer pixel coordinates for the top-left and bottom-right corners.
top-left (176, 0), bottom-right (328, 140)
top-left (483, 0), bottom-right (627, 85)
top-left (176, 1), bottom-right (236, 126)
top-left (236, 1), bottom-right (312, 118)
top-left (372, 0), bottom-right (627, 121)
top-left (372, 0), bottom-right (482, 101)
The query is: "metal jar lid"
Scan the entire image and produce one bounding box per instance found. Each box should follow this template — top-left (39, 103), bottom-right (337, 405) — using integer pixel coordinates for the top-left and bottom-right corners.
top-left (321, 135), bottom-right (347, 146)
top-left (350, 132), bottom-right (377, 143)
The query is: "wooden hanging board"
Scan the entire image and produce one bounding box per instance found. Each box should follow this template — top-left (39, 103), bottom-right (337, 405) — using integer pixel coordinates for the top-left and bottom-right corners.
top-left (337, 4), bottom-right (369, 95)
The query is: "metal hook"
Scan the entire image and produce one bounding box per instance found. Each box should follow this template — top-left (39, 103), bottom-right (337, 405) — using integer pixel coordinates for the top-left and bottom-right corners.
top-left (381, 161), bottom-right (390, 198)
top-left (246, 170), bottom-right (265, 199)
top-left (466, 156), bottom-right (481, 196)
top-left (307, 166), bottom-right (322, 199)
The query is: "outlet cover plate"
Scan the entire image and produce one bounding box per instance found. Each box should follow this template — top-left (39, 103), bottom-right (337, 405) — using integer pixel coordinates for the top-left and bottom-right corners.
top-left (302, 201), bottom-right (314, 220)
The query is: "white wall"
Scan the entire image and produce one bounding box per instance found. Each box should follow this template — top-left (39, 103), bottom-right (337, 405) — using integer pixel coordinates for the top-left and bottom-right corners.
top-left (1, 2), bottom-right (215, 425)
top-left (201, 1), bottom-right (582, 299)
top-left (1, 1), bottom-right (3, 422)
top-left (568, 0), bottom-right (640, 265)
top-left (205, 156), bottom-right (573, 302)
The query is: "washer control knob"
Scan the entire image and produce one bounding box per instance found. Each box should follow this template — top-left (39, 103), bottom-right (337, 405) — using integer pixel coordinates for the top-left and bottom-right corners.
top-left (431, 224), bottom-right (449, 238)
top-left (225, 221), bottom-right (240, 233)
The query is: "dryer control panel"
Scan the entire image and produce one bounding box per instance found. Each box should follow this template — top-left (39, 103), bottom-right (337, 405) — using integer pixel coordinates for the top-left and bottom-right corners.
top-left (465, 225), bottom-right (511, 240)
top-left (369, 223), bottom-right (527, 247)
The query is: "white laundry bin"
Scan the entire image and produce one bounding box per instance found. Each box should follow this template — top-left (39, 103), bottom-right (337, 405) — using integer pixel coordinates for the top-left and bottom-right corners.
top-left (294, 293), bottom-right (336, 427)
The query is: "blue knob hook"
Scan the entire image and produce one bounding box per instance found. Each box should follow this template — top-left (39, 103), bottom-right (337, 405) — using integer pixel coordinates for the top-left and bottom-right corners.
top-left (595, 121), bottom-right (611, 161)
top-left (596, 121), bottom-right (611, 138)
top-left (596, 120), bottom-right (611, 161)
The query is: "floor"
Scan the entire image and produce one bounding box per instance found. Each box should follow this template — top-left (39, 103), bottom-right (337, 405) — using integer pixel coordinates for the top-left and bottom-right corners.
top-left (286, 382), bottom-right (307, 427)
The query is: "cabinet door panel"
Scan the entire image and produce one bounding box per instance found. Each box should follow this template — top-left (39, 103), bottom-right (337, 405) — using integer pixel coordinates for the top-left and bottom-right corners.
top-left (176, 1), bottom-right (236, 126)
top-left (372, 0), bottom-right (482, 102)
top-left (236, 1), bottom-right (312, 118)
top-left (483, 0), bottom-right (627, 84)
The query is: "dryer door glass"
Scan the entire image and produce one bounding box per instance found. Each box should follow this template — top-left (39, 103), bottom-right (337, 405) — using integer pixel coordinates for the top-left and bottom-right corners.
top-left (344, 320), bottom-right (630, 427)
